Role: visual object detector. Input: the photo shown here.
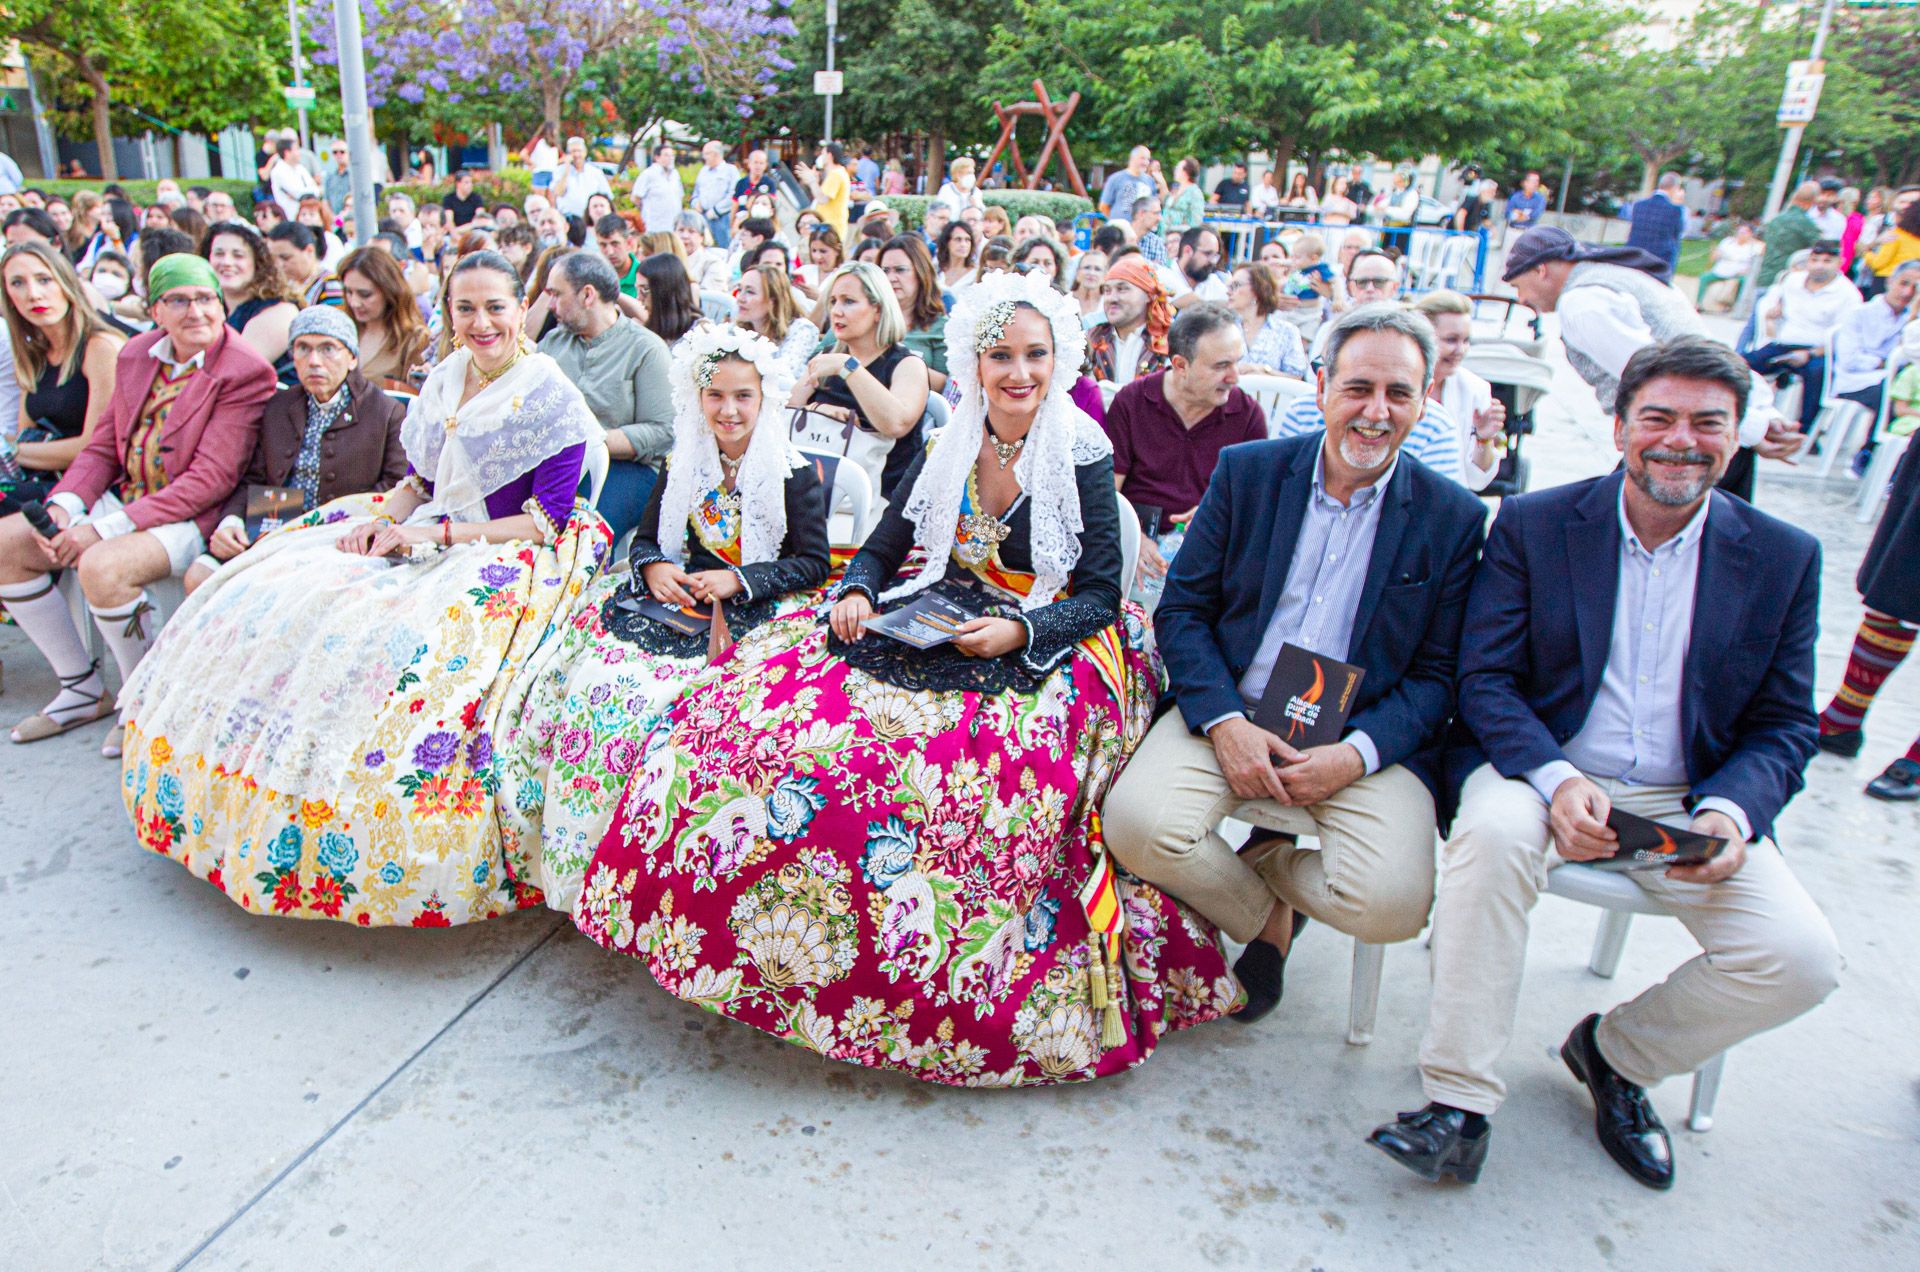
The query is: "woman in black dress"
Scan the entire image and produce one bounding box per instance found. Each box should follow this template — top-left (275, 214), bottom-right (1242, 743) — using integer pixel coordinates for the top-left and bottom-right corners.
top-left (787, 261), bottom-right (930, 499)
top-left (1, 241), bottom-right (125, 514)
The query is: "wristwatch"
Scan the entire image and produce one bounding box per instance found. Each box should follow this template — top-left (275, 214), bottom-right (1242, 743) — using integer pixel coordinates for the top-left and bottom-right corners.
top-left (841, 354), bottom-right (861, 378)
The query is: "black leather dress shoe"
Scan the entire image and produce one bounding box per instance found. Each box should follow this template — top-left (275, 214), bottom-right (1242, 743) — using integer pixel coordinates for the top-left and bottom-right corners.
top-left (1560, 1013), bottom-right (1673, 1190)
top-left (1367, 1103), bottom-right (1491, 1183)
top-left (1815, 727), bottom-right (1864, 758)
top-left (1230, 911), bottom-right (1308, 1025)
top-left (1866, 757), bottom-right (1920, 801)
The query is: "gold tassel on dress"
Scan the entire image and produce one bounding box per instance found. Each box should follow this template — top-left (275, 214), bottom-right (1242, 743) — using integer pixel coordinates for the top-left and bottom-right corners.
top-left (1088, 934), bottom-right (1126, 1051)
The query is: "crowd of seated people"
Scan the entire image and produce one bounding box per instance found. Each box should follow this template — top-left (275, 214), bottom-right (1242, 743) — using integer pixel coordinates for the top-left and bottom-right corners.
top-left (9, 165), bottom-right (1913, 1194)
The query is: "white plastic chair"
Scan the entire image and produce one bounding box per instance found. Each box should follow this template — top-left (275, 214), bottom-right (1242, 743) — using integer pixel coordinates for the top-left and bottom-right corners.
top-left (1803, 328), bottom-right (1874, 479)
top-left (797, 445), bottom-right (875, 548)
top-left (699, 290), bottom-right (737, 324)
top-left (1115, 490), bottom-right (1140, 595)
top-left (582, 430), bottom-right (610, 509)
top-left (922, 393), bottom-right (951, 434)
top-left (1857, 349), bottom-right (1910, 522)
top-left (1542, 864), bottom-right (1727, 1132)
top-left (1239, 373), bottom-right (1315, 433)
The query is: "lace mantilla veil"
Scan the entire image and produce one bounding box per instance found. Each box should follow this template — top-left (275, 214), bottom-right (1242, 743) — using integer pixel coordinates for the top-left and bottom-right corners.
top-left (399, 347), bottom-right (601, 522)
top-left (653, 325), bottom-right (802, 566)
top-left (882, 270), bottom-right (1110, 610)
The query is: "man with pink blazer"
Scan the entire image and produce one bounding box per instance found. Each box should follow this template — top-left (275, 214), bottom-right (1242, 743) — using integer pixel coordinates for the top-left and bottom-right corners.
top-left (0, 253), bottom-right (275, 755)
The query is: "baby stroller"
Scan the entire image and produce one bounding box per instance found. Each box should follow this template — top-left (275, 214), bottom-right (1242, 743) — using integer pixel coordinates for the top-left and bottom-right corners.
top-left (1464, 295), bottom-right (1554, 496)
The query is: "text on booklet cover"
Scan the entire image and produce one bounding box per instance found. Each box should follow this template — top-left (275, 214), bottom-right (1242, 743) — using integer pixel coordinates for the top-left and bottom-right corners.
top-left (1254, 643), bottom-right (1366, 747)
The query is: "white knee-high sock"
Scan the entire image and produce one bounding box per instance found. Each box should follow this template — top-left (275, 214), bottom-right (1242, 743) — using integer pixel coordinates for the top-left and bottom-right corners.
top-left (90, 592), bottom-right (156, 684)
top-left (0, 577), bottom-right (96, 681)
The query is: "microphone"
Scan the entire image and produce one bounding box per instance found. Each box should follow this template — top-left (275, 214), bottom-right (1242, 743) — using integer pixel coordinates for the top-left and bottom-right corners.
top-left (19, 499), bottom-right (60, 540)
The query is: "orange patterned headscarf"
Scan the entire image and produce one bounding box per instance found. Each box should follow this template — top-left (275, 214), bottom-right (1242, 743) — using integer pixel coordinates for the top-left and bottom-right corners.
top-left (1103, 255), bottom-right (1173, 355)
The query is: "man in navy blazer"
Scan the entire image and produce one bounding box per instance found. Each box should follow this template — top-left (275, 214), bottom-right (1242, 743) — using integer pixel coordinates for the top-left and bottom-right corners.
top-left (1369, 337), bottom-right (1840, 1192)
top-left (1105, 305), bottom-right (1487, 1023)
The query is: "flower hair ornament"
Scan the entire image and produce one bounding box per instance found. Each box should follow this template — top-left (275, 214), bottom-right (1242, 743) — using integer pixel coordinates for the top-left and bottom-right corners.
top-left (654, 325), bottom-right (802, 567)
top-left (883, 270), bottom-right (1110, 611)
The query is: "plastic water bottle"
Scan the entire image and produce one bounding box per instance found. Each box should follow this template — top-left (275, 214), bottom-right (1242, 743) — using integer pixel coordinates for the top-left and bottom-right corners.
top-left (1133, 520), bottom-right (1186, 609)
top-left (0, 431), bottom-right (22, 485)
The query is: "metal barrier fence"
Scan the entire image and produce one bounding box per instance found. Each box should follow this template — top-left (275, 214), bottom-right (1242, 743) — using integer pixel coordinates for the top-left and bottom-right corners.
top-left (1205, 216), bottom-right (1491, 295)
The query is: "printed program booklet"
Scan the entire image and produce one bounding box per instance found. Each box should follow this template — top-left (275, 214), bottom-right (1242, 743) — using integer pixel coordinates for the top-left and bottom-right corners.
top-left (1252, 642), bottom-right (1367, 748)
top-left (1592, 809), bottom-right (1726, 872)
top-left (862, 590), bottom-right (983, 650)
top-left (615, 593), bottom-right (714, 636)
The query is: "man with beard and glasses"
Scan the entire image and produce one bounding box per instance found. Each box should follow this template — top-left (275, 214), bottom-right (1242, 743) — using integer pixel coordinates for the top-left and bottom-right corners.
top-left (1368, 336), bottom-right (1838, 1193)
top-left (1105, 303), bottom-right (1488, 1026)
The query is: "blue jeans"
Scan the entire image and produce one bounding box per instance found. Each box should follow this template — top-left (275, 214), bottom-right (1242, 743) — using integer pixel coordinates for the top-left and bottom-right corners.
top-left (579, 459), bottom-right (658, 545)
top-left (707, 213), bottom-right (731, 249)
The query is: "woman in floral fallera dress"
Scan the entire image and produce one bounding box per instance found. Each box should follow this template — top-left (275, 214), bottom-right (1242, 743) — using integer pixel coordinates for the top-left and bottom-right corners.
top-left (494, 326), bottom-right (832, 914)
top-left (576, 273), bottom-right (1240, 1085)
top-left (120, 253), bottom-right (610, 925)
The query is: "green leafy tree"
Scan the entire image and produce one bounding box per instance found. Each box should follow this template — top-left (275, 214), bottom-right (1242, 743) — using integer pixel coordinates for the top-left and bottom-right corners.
top-left (982, 0), bottom-right (1632, 173)
top-left (9, 0), bottom-right (285, 179)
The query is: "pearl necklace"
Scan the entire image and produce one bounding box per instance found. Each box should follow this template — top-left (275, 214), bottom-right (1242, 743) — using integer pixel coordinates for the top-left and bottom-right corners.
top-left (987, 428), bottom-right (1026, 469)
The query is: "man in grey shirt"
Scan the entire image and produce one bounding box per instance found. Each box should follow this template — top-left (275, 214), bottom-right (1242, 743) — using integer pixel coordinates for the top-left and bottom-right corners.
top-left (537, 251), bottom-right (674, 541)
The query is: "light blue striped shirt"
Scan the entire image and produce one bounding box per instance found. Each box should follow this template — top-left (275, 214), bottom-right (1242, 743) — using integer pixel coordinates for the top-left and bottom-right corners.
top-left (1271, 396), bottom-right (1464, 484)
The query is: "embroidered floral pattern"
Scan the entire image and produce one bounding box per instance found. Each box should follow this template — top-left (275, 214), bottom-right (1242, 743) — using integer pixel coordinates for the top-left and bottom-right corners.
top-left (119, 491), bottom-right (610, 926)
top-left (573, 601), bottom-right (1239, 1087)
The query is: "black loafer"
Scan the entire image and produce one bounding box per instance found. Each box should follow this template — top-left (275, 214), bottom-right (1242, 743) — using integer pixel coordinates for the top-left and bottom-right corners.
top-left (1866, 757), bottom-right (1920, 801)
top-left (1561, 1013), bottom-right (1673, 1190)
top-left (1368, 1103), bottom-right (1492, 1183)
top-left (1815, 728), bottom-right (1865, 759)
top-left (1230, 910), bottom-right (1308, 1025)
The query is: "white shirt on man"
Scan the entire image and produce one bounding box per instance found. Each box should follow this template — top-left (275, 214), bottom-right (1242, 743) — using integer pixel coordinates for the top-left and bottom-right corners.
top-left (1557, 283), bottom-right (1776, 447)
top-left (1111, 328), bottom-right (1148, 387)
top-left (270, 158), bottom-right (320, 218)
top-left (1769, 271), bottom-right (1863, 348)
top-left (554, 161), bottom-right (612, 218)
top-left (635, 163), bottom-right (682, 232)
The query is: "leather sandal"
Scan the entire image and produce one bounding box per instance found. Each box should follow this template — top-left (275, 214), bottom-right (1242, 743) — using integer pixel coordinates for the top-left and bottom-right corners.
top-left (11, 663), bottom-right (116, 743)
top-left (101, 722), bottom-right (126, 759)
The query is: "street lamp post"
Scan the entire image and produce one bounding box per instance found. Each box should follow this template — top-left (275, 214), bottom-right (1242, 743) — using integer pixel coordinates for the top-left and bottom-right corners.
top-left (286, 0), bottom-right (312, 152)
top-left (821, 0), bottom-right (838, 144)
top-left (332, 0), bottom-right (379, 248)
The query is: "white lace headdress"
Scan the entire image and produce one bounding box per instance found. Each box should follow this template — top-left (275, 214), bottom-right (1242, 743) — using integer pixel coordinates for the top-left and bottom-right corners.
top-left (883, 269), bottom-right (1110, 609)
top-left (654, 324), bottom-right (801, 565)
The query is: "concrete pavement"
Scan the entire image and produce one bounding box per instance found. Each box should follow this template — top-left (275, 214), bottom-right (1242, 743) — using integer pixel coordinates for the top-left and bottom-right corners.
top-left (3, 321), bottom-right (1918, 1270)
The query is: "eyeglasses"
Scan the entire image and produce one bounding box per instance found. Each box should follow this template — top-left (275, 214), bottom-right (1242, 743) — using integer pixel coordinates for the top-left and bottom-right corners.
top-left (1349, 275), bottom-right (1397, 290)
top-left (156, 293), bottom-right (223, 313)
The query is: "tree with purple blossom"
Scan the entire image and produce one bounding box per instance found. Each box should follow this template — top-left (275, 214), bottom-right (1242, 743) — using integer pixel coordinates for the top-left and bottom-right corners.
top-left (305, 0), bottom-right (796, 143)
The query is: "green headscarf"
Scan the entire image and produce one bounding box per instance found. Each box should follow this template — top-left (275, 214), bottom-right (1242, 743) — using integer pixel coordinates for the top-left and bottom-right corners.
top-left (146, 253), bottom-right (223, 300)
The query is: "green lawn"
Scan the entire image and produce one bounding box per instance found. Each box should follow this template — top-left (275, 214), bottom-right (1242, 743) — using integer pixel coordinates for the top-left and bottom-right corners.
top-left (1676, 237), bottom-right (1716, 279)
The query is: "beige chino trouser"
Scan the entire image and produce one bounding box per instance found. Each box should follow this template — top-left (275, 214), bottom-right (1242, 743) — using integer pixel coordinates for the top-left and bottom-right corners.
top-left (1104, 713), bottom-right (1440, 946)
top-left (1418, 764), bottom-right (1843, 1116)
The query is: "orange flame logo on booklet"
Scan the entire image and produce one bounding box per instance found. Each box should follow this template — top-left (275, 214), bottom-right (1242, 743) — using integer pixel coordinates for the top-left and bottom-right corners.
top-left (1286, 659), bottom-right (1326, 743)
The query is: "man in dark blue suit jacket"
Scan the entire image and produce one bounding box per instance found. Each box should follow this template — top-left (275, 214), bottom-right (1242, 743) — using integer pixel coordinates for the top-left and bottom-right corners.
top-left (1369, 337), bottom-right (1840, 1193)
top-left (1105, 305), bottom-right (1486, 1024)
